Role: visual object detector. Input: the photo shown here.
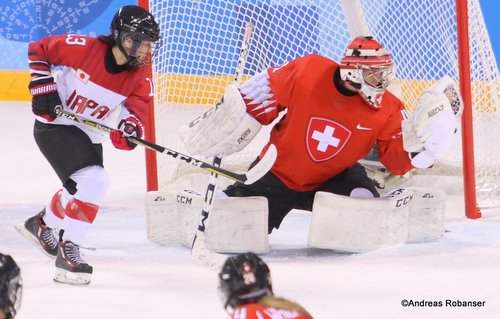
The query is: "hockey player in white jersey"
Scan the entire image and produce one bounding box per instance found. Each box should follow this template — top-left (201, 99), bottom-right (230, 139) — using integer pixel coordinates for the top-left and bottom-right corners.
top-left (19, 5), bottom-right (161, 285)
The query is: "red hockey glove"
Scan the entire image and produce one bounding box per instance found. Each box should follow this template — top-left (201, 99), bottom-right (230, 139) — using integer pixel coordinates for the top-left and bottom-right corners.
top-left (29, 76), bottom-right (62, 121)
top-left (110, 115), bottom-right (144, 151)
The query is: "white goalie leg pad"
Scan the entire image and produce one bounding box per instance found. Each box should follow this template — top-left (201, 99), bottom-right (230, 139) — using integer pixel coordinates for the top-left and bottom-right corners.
top-left (406, 187), bottom-right (445, 243)
top-left (205, 196), bottom-right (269, 254)
top-left (145, 191), bottom-right (182, 246)
top-left (180, 84), bottom-right (260, 157)
top-left (176, 191), bottom-right (269, 253)
top-left (307, 189), bottom-right (412, 253)
top-left (176, 189), bottom-right (206, 247)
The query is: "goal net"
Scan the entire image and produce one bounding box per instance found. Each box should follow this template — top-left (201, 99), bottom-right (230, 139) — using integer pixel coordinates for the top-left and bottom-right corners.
top-left (145, 0), bottom-right (500, 213)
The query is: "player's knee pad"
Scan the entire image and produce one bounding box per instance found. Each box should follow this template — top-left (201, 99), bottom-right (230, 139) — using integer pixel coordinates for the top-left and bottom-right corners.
top-left (69, 165), bottom-right (109, 204)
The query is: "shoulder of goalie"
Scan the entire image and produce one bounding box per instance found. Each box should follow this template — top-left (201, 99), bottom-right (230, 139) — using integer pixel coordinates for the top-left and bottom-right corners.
top-left (145, 189), bottom-right (269, 253)
top-left (307, 187), bottom-right (445, 253)
top-left (402, 76), bottom-right (463, 169)
top-left (180, 84), bottom-right (262, 157)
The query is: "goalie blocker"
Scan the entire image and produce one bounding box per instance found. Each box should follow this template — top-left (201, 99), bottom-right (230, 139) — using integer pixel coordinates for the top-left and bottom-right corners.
top-left (308, 187), bottom-right (445, 253)
top-left (146, 189), bottom-right (269, 254)
top-left (180, 84), bottom-right (262, 157)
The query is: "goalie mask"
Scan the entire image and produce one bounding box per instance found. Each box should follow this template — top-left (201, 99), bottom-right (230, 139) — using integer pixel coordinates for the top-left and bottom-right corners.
top-left (340, 36), bottom-right (394, 109)
top-left (0, 254), bottom-right (22, 319)
top-left (218, 252), bottom-right (273, 311)
top-left (111, 5), bottom-right (161, 68)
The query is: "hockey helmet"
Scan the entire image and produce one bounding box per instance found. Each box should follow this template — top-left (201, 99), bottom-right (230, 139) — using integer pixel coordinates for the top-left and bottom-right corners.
top-left (0, 253), bottom-right (22, 319)
top-left (340, 36), bottom-right (394, 109)
top-left (218, 252), bottom-right (273, 311)
top-left (111, 5), bottom-right (161, 67)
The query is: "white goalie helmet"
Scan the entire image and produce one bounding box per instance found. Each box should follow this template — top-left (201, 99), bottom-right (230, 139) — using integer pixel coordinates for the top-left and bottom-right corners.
top-left (340, 36), bottom-right (394, 109)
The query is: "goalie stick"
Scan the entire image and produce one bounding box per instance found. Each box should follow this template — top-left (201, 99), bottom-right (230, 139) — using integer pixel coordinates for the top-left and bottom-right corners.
top-left (191, 22), bottom-right (255, 269)
top-left (54, 107), bottom-right (275, 186)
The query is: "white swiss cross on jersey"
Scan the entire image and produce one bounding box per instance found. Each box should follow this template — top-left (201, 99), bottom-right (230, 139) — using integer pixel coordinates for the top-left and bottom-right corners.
top-left (306, 117), bottom-right (351, 162)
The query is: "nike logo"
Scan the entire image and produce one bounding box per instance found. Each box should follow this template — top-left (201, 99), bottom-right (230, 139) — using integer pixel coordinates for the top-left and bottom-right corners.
top-left (356, 124), bottom-right (373, 131)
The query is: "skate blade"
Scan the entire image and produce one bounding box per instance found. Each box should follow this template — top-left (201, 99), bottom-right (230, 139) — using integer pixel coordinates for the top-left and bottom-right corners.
top-left (14, 224), bottom-right (57, 259)
top-left (53, 268), bottom-right (91, 286)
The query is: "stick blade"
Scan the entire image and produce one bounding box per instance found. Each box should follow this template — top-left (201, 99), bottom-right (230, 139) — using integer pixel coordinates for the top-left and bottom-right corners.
top-left (244, 144), bottom-right (277, 185)
top-left (191, 233), bottom-right (226, 271)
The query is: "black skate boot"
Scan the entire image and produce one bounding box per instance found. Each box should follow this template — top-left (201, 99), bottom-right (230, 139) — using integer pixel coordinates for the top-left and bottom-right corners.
top-left (17, 209), bottom-right (58, 257)
top-left (54, 240), bottom-right (93, 285)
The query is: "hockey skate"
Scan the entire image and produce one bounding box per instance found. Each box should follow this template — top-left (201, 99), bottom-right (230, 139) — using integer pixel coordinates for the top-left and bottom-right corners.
top-left (53, 240), bottom-right (93, 285)
top-left (16, 209), bottom-right (58, 258)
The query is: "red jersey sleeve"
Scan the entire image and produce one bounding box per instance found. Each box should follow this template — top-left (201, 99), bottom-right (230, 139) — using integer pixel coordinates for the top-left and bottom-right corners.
top-left (241, 56), bottom-right (307, 125)
top-left (28, 34), bottom-right (85, 78)
top-left (377, 93), bottom-right (414, 175)
top-left (122, 74), bottom-right (153, 122)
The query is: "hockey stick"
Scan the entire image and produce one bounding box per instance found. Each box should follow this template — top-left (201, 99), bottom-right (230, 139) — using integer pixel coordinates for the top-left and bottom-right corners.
top-left (54, 107), bottom-right (275, 185)
top-left (190, 22), bottom-right (255, 269)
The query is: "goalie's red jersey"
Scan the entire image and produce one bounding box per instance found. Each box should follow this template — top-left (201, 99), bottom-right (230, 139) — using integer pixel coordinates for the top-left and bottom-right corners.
top-left (231, 303), bottom-right (310, 319)
top-left (244, 54), bottom-right (413, 192)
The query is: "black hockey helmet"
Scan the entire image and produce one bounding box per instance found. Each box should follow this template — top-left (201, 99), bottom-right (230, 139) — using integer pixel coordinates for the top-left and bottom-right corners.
top-left (218, 252), bottom-right (273, 310)
top-left (0, 254), bottom-right (22, 319)
top-left (110, 5), bottom-right (161, 67)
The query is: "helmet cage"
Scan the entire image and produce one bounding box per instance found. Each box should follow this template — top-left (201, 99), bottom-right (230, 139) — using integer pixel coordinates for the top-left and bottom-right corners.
top-left (361, 64), bottom-right (394, 90)
top-left (117, 31), bottom-right (160, 67)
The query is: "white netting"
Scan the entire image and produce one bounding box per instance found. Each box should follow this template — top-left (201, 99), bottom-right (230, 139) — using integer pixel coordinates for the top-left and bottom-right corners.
top-left (148, 0), bottom-right (500, 208)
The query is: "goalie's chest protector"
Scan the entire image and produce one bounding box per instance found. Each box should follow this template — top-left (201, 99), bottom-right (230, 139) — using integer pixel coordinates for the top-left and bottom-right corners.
top-left (266, 54), bottom-right (400, 191)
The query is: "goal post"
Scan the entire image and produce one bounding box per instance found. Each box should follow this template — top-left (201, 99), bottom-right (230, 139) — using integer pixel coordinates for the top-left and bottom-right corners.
top-left (457, 0), bottom-right (480, 219)
top-left (138, 0), bottom-right (159, 192)
top-left (141, 0), bottom-right (500, 219)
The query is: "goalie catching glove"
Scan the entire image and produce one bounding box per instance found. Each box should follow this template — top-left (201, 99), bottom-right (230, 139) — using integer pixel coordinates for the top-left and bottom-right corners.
top-left (110, 114), bottom-right (144, 150)
top-left (180, 84), bottom-right (262, 157)
top-left (402, 76), bottom-right (464, 168)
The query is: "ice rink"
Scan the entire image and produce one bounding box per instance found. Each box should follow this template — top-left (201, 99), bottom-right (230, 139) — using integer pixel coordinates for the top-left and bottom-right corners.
top-left (1, 102), bottom-right (500, 319)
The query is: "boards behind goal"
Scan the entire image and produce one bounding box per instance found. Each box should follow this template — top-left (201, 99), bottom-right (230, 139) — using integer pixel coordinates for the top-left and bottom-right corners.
top-left (142, 0), bottom-right (500, 217)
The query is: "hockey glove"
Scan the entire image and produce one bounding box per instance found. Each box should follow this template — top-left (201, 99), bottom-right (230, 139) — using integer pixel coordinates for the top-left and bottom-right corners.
top-left (29, 76), bottom-right (62, 121)
top-left (110, 115), bottom-right (144, 151)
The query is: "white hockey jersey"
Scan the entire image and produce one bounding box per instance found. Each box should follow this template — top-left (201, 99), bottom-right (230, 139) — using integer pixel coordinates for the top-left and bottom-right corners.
top-left (28, 34), bottom-right (153, 143)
